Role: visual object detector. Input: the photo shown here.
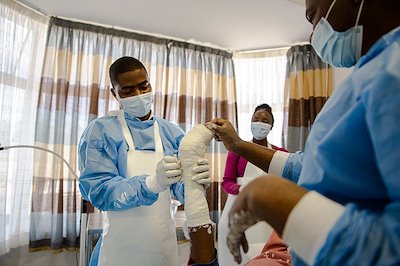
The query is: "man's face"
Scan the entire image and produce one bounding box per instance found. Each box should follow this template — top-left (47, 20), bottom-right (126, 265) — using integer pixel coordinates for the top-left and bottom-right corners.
top-left (113, 68), bottom-right (152, 99)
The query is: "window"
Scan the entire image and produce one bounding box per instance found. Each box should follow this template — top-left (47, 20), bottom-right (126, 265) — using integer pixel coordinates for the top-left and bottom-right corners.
top-left (233, 49), bottom-right (288, 147)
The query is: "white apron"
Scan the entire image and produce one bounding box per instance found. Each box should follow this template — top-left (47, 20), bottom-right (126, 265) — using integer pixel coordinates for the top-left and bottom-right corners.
top-left (218, 147), bottom-right (273, 265)
top-left (98, 111), bottom-right (179, 266)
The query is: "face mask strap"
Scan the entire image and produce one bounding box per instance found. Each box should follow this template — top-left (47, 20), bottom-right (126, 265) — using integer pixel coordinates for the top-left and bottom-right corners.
top-left (326, 0), bottom-right (364, 26)
top-left (115, 87), bottom-right (122, 101)
top-left (325, 0), bottom-right (337, 20)
top-left (355, 0), bottom-right (365, 26)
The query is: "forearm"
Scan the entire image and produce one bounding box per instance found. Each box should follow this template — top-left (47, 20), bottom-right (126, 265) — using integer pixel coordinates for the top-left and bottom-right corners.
top-left (232, 140), bottom-right (277, 173)
top-left (222, 177), bottom-right (240, 195)
top-left (79, 174), bottom-right (158, 211)
top-left (247, 176), bottom-right (308, 235)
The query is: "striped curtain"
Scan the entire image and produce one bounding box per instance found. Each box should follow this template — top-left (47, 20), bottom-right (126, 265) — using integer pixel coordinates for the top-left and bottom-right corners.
top-left (31, 17), bottom-right (236, 250)
top-left (161, 43), bottom-right (237, 223)
top-left (282, 45), bottom-right (333, 152)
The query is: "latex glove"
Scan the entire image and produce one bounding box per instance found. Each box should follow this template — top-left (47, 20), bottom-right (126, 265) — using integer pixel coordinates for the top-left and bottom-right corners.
top-left (146, 156), bottom-right (182, 194)
top-left (192, 158), bottom-right (211, 189)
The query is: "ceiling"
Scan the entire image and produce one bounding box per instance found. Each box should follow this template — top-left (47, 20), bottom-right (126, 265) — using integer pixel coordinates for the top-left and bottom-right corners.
top-left (21, 0), bottom-right (311, 52)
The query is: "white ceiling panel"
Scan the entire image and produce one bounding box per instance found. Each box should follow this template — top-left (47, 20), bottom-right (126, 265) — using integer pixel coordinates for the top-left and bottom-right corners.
top-left (21, 0), bottom-right (311, 51)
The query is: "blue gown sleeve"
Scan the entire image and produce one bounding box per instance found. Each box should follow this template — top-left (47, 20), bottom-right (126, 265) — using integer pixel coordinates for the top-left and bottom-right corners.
top-left (78, 121), bottom-right (158, 211)
top-left (171, 181), bottom-right (185, 204)
top-left (315, 201), bottom-right (400, 265)
top-left (281, 151), bottom-right (304, 183)
top-left (314, 57), bottom-right (400, 265)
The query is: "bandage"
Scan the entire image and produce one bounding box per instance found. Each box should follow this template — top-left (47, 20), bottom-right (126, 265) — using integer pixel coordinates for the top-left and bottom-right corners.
top-left (179, 125), bottom-right (214, 227)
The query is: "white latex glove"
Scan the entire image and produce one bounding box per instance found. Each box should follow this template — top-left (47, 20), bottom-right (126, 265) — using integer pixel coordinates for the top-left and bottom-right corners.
top-left (192, 158), bottom-right (211, 189)
top-left (146, 156), bottom-right (182, 194)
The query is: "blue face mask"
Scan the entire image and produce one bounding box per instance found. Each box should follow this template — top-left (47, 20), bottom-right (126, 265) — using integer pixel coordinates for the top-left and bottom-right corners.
top-left (311, 0), bottom-right (364, 68)
top-left (117, 92), bottom-right (153, 118)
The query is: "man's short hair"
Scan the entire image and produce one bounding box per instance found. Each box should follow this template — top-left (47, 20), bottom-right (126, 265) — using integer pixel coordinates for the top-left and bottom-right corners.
top-left (109, 56), bottom-right (147, 87)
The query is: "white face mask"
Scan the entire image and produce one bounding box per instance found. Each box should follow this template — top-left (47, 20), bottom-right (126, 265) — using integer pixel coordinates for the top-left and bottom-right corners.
top-left (311, 0), bottom-right (364, 67)
top-left (117, 92), bottom-right (153, 118)
top-left (251, 122), bottom-right (272, 140)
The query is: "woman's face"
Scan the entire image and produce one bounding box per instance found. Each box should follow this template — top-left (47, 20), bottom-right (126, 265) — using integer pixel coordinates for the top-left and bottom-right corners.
top-left (251, 109), bottom-right (273, 128)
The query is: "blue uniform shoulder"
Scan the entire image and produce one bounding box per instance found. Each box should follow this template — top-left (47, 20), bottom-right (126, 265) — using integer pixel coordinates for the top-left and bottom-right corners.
top-left (153, 116), bottom-right (185, 136)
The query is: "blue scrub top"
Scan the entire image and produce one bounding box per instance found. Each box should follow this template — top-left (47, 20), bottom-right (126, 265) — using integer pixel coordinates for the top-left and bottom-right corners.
top-left (283, 26), bottom-right (400, 265)
top-left (78, 112), bottom-right (185, 211)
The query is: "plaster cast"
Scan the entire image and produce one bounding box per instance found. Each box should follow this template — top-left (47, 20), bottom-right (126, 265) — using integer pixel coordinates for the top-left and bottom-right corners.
top-left (179, 124), bottom-right (214, 227)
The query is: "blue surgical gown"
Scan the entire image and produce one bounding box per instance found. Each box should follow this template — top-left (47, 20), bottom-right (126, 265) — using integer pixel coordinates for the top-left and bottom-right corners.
top-left (78, 112), bottom-right (185, 210)
top-left (78, 112), bottom-right (185, 266)
top-left (282, 26), bottom-right (400, 265)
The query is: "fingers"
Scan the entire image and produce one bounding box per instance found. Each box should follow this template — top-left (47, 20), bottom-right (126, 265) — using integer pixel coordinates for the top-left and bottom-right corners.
top-left (241, 235), bottom-right (249, 253)
top-left (167, 176), bottom-right (179, 185)
top-left (192, 159), bottom-right (211, 186)
top-left (227, 208), bottom-right (258, 263)
top-left (193, 164), bottom-right (209, 174)
top-left (163, 155), bottom-right (179, 163)
top-left (163, 161), bottom-right (181, 171)
top-left (159, 156), bottom-right (182, 178)
top-left (196, 158), bottom-right (209, 165)
top-left (227, 225), bottom-right (245, 264)
top-left (192, 172), bottom-right (210, 184)
top-left (210, 117), bottom-right (227, 126)
top-left (163, 161), bottom-right (182, 177)
top-left (165, 169), bottom-right (182, 178)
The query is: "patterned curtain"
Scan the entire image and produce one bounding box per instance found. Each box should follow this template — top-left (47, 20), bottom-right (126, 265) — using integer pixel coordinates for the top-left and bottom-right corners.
top-left (30, 17), bottom-right (236, 250)
top-left (159, 42), bottom-right (237, 223)
top-left (282, 45), bottom-right (333, 152)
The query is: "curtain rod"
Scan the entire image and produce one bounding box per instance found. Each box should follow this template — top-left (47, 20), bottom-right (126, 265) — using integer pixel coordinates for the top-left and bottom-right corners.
top-left (236, 41), bottom-right (310, 54)
top-left (53, 15), bottom-right (233, 53)
top-left (15, 0), bottom-right (48, 16)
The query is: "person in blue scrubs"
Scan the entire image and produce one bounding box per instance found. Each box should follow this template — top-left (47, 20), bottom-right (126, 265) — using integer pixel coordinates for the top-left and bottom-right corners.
top-left (210, 0), bottom-right (400, 265)
top-left (78, 56), bottom-right (212, 266)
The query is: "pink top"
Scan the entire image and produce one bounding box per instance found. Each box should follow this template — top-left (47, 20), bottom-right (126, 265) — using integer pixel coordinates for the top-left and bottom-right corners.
top-left (222, 144), bottom-right (288, 195)
top-left (245, 231), bottom-right (291, 266)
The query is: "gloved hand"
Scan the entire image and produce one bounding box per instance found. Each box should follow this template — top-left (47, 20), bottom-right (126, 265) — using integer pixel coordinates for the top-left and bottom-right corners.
top-left (192, 158), bottom-right (211, 189)
top-left (146, 156), bottom-right (182, 194)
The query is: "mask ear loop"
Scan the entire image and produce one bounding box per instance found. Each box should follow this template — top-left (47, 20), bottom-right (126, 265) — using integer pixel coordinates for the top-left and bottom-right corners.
top-left (114, 87), bottom-right (122, 101)
top-left (325, 0), bottom-right (337, 20)
top-left (355, 0), bottom-right (364, 26)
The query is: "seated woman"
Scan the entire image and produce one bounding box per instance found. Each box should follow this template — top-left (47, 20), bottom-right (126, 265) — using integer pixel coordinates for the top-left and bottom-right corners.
top-left (218, 104), bottom-right (290, 266)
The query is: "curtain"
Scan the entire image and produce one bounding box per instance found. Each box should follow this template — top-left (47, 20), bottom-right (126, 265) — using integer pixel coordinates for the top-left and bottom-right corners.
top-left (31, 17), bottom-right (236, 250)
top-left (0, 0), bottom-right (48, 256)
top-left (282, 44), bottom-right (333, 152)
top-left (233, 49), bottom-right (288, 147)
top-left (160, 42), bottom-right (237, 223)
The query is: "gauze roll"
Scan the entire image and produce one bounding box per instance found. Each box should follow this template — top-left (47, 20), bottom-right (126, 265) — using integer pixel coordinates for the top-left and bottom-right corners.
top-left (179, 125), bottom-right (214, 227)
